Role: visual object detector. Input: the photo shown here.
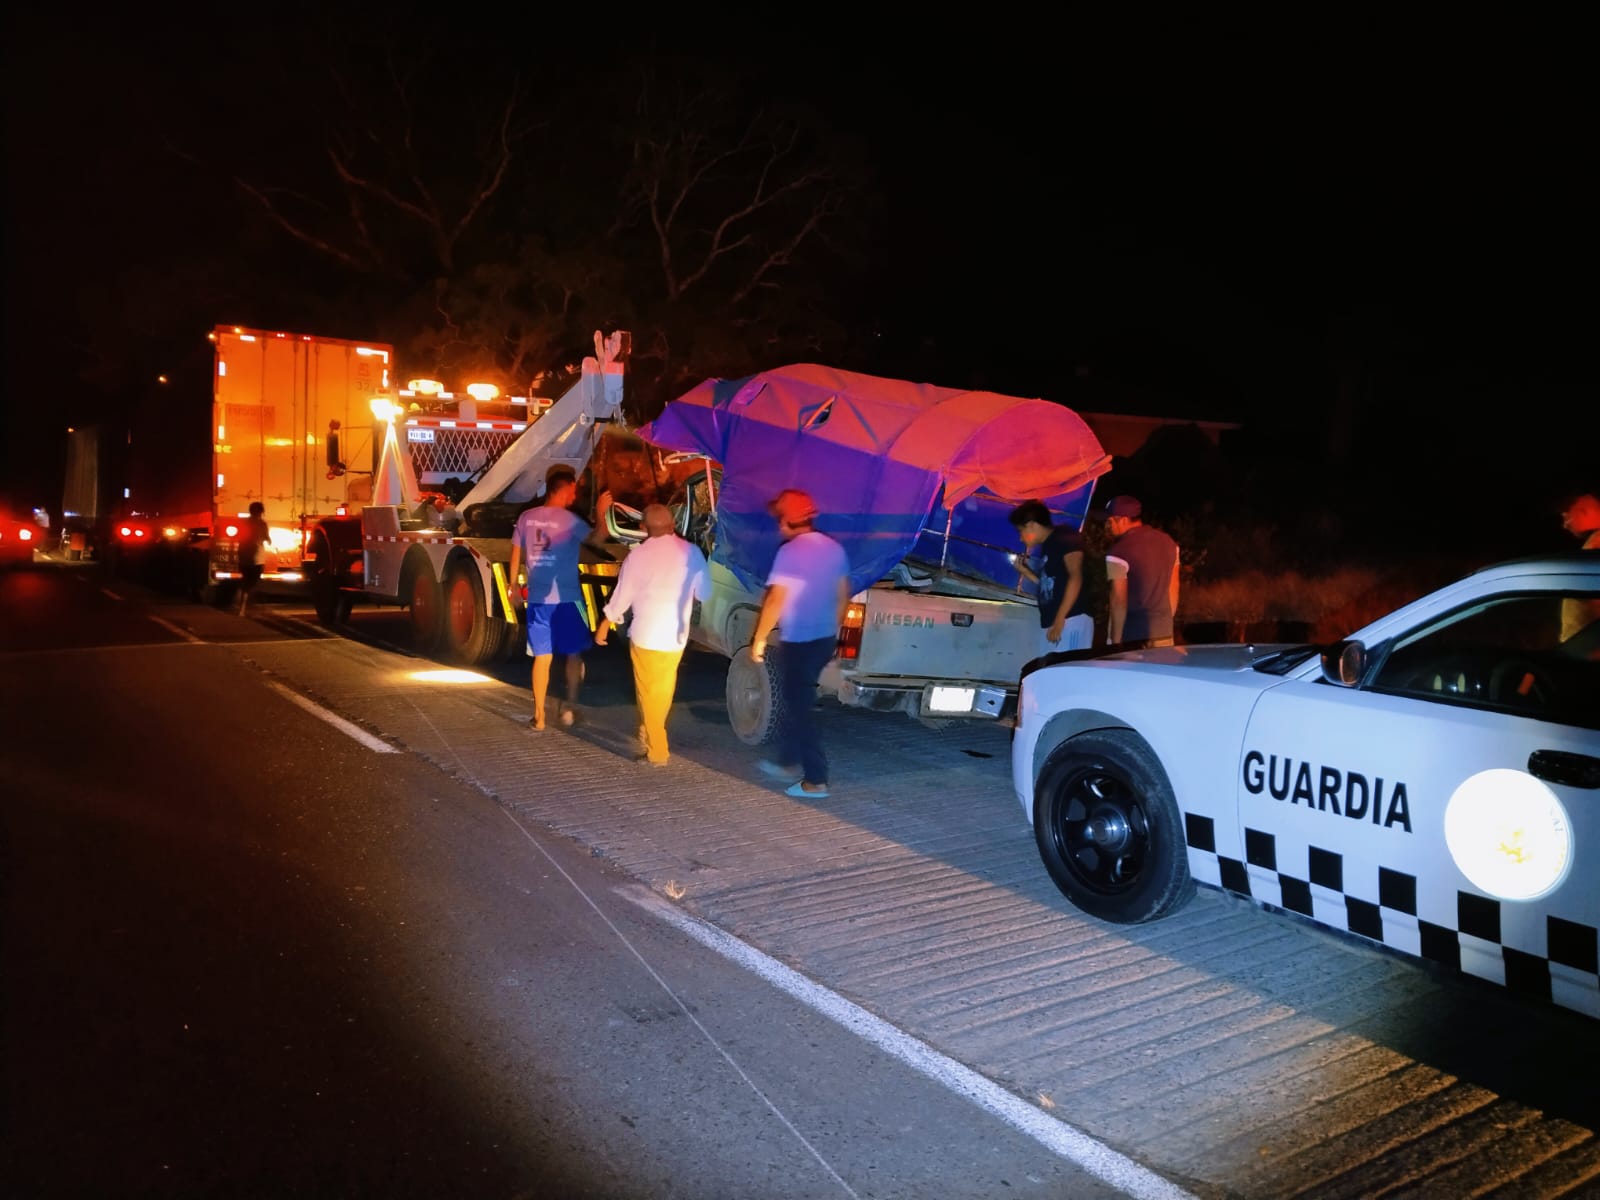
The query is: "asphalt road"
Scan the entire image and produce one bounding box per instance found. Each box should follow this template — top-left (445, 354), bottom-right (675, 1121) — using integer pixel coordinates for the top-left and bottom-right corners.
top-left (5, 554), bottom-right (1599, 1199)
top-left (0, 559), bottom-right (1147, 1200)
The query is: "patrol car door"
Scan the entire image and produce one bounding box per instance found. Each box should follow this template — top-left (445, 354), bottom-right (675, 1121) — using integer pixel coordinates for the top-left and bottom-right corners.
top-left (1236, 591), bottom-right (1599, 1014)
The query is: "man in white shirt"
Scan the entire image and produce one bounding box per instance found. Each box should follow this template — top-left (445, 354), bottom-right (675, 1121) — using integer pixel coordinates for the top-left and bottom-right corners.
top-left (750, 489), bottom-right (851, 799)
top-left (595, 503), bottom-right (710, 766)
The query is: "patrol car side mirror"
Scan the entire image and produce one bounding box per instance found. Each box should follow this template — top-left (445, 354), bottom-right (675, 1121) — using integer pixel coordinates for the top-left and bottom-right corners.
top-left (1321, 641), bottom-right (1366, 687)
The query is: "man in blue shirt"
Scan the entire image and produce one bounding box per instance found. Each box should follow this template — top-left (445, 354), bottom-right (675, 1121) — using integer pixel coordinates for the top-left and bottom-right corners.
top-left (509, 466), bottom-right (610, 729)
top-left (750, 489), bottom-right (850, 799)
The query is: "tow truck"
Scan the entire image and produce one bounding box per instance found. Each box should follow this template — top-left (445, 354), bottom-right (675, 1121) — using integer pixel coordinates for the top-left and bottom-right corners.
top-left (305, 330), bottom-right (631, 666)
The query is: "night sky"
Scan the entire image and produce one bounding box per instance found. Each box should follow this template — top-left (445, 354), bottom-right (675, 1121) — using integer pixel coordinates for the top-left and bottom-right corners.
top-left (4, 12), bottom-right (1591, 555)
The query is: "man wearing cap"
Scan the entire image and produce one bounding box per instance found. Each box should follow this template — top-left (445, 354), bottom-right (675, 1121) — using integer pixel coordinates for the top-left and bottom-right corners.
top-left (750, 488), bottom-right (851, 799)
top-left (1101, 495), bottom-right (1181, 648)
top-left (594, 503), bottom-right (710, 766)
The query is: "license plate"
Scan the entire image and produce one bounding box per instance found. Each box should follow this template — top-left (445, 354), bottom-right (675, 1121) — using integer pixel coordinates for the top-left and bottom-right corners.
top-left (927, 686), bottom-right (976, 714)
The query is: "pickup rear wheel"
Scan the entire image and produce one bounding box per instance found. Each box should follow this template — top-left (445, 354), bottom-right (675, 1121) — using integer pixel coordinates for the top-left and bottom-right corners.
top-left (1033, 730), bottom-right (1193, 923)
top-left (726, 646), bottom-right (786, 745)
top-left (441, 560), bottom-right (509, 666)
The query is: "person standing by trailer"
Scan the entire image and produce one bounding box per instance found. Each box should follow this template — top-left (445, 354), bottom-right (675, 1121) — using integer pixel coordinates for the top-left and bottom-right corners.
top-left (509, 466), bottom-right (610, 730)
top-left (236, 502), bottom-right (269, 616)
top-left (594, 504), bottom-right (710, 766)
top-left (750, 489), bottom-right (850, 799)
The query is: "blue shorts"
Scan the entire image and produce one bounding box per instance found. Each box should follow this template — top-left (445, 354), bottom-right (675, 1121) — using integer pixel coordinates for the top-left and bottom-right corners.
top-left (525, 602), bottom-right (593, 657)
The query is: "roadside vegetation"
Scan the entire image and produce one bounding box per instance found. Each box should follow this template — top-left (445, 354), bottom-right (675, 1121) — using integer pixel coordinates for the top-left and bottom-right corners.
top-left (1082, 422), bottom-right (1581, 647)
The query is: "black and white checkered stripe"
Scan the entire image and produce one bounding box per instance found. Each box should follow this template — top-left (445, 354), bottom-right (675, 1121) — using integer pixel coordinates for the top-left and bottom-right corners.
top-left (1185, 814), bottom-right (1599, 1017)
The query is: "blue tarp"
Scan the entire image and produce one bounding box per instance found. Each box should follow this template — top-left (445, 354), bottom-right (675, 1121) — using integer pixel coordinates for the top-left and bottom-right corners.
top-left (636, 364), bottom-right (1112, 594)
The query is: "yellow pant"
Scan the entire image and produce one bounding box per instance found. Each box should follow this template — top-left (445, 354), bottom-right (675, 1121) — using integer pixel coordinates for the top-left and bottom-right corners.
top-left (630, 643), bottom-right (683, 763)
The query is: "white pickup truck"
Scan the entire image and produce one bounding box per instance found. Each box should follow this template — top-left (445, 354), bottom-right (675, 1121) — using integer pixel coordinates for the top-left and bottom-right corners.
top-left (628, 364), bottom-right (1112, 744)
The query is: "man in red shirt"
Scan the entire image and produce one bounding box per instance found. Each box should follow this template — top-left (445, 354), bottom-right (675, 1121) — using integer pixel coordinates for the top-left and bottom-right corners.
top-left (1100, 495), bottom-right (1181, 649)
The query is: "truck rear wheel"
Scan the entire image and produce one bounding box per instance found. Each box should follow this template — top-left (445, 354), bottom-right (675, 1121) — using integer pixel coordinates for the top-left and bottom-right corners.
top-left (406, 566), bottom-right (444, 655)
top-left (726, 646), bottom-right (786, 745)
top-left (441, 560), bottom-right (509, 666)
top-left (309, 531), bottom-right (340, 626)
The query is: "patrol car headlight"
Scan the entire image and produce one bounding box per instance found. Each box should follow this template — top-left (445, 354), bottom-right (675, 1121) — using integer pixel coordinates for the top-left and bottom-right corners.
top-left (1444, 769), bottom-right (1573, 901)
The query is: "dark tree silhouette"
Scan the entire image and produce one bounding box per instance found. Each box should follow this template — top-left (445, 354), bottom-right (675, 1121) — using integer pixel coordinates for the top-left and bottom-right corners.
top-left (196, 23), bottom-right (877, 415)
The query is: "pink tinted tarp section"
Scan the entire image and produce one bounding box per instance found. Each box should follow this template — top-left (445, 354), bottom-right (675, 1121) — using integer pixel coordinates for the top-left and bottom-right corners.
top-left (888, 387), bottom-right (1112, 505)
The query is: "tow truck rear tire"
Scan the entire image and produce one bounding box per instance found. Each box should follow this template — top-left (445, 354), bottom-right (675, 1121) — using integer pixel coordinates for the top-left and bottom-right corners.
top-left (309, 532), bottom-right (341, 626)
top-left (441, 560), bottom-right (509, 666)
top-left (1032, 730), bottom-right (1194, 924)
top-left (406, 564), bottom-right (444, 655)
top-left (726, 646), bottom-right (786, 745)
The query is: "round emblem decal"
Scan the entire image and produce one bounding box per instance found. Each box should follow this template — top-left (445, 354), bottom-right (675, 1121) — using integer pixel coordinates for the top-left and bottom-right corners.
top-left (1444, 769), bottom-right (1572, 901)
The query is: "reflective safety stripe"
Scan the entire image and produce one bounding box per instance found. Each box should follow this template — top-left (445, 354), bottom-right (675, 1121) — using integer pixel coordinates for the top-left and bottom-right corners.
top-left (578, 560), bottom-right (621, 633)
top-left (491, 561), bottom-right (518, 625)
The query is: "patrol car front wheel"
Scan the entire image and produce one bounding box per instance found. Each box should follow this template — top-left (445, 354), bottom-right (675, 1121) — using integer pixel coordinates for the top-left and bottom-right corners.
top-left (1033, 731), bottom-right (1193, 924)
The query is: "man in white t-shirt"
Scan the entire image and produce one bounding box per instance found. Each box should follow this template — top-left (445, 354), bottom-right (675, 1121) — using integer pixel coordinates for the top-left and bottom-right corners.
top-left (595, 504), bottom-right (710, 766)
top-left (750, 489), bottom-right (850, 799)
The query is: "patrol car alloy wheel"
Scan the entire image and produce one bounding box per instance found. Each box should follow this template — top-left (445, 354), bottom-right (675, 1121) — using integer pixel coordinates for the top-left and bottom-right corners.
top-left (1033, 730), bottom-right (1194, 924)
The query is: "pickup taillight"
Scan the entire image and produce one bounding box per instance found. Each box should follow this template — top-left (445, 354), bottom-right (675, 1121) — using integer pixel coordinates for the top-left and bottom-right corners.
top-left (836, 601), bottom-right (865, 660)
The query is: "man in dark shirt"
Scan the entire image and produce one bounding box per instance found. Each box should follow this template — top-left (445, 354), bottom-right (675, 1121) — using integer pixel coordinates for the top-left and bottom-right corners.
top-left (1099, 495), bottom-right (1180, 647)
top-left (1008, 500), bottom-right (1092, 648)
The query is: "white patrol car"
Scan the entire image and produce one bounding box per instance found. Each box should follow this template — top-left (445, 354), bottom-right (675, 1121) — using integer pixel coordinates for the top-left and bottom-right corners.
top-left (1011, 553), bottom-right (1600, 1019)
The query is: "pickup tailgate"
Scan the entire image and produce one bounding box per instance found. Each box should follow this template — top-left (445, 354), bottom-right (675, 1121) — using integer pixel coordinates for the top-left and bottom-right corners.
top-left (855, 587), bottom-right (1046, 685)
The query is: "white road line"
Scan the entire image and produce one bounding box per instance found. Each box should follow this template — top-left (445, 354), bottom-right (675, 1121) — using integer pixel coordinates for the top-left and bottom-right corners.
top-left (99, 587), bottom-right (124, 601)
top-left (148, 615), bottom-right (203, 643)
top-left (501, 816), bottom-right (860, 1197)
top-left (623, 885), bottom-right (1198, 1200)
top-left (0, 638), bottom-right (322, 660)
top-left (265, 681), bottom-right (398, 753)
